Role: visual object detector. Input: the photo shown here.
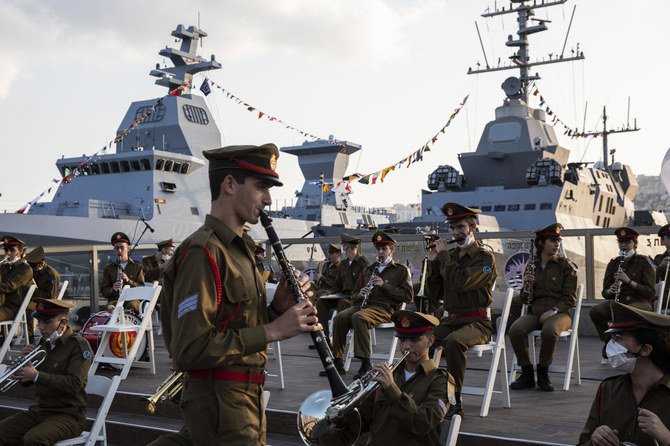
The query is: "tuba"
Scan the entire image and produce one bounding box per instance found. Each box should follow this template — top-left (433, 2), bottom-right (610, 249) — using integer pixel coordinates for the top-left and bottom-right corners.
top-left (298, 351), bottom-right (410, 446)
top-left (0, 347), bottom-right (48, 392)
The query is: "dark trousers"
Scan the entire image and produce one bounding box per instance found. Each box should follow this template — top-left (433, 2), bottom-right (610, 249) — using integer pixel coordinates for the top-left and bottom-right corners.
top-left (0, 408), bottom-right (84, 446)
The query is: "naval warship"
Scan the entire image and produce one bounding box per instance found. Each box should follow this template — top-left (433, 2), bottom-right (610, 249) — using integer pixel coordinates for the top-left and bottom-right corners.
top-left (0, 24), bottom-right (387, 265)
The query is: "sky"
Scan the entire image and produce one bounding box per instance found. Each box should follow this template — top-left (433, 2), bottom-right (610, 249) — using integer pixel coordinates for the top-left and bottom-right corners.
top-left (1, 0), bottom-right (669, 212)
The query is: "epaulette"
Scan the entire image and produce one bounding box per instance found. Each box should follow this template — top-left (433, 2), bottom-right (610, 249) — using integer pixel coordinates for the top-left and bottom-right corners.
top-left (477, 241), bottom-right (495, 253)
top-left (645, 255), bottom-right (655, 268)
top-left (73, 334), bottom-right (93, 360)
top-left (560, 257), bottom-right (579, 273)
top-left (434, 367), bottom-right (449, 377)
top-left (189, 225), bottom-right (214, 249)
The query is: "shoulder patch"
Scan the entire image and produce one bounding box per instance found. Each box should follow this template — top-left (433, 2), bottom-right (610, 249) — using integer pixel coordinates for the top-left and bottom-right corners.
top-left (74, 335), bottom-right (93, 359)
top-left (483, 253), bottom-right (494, 273)
top-left (83, 351), bottom-right (91, 360)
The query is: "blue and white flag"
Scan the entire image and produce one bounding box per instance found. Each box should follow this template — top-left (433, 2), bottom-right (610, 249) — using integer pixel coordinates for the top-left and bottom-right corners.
top-left (200, 78), bottom-right (212, 96)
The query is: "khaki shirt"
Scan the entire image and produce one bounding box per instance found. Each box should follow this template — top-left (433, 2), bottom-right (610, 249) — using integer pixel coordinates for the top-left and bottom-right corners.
top-left (100, 258), bottom-right (145, 301)
top-left (359, 359), bottom-right (451, 446)
top-left (32, 263), bottom-right (60, 300)
top-left (601, 254), bottom-right (655, 303)
top-left (161, 214), bottom-right (268, 372)
top-left (522, 256), bottom-right (578, 314)
top-left (352, 260), bottom-right (413, 311)
top-left (27, 327), bottom-right (92, 419)
top-left (142, 254), bottom-right (161, 284)
top-left (313, 260), bottom-right (340, 298)
top-left (0, 260), bottom-right (34, 313)
top-left (333, 255), bottom-right (369, 295)
top-left (427, 241), bottom-right (496, 324)
top-left (578, 374), bottom-right (670, 446)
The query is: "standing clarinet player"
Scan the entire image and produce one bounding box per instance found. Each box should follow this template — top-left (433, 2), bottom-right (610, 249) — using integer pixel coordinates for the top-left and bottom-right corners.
top-left (148, 144), bottom-right (318, 446)
top-left (589, 227), bottom-right (656, 358)
top-left (100, 232), bottom-right (145, 312)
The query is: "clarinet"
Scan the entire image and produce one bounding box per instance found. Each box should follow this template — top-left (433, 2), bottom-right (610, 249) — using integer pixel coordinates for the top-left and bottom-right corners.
top-left (259, 211), bottom-right (349, 398)
top-left (613, 251), bottom-right (626, 302)
top-left (116, 255), bottom-right (124, 288)
top-left (522, 234), bottom-right (537, 305)
top-left (360, 258), bottom-right (381, 309)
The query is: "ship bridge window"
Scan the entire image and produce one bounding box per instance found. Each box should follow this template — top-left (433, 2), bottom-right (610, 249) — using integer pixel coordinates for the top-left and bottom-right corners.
top-left (131, 160), bottom-right (141, 171)
top-left (81, 165), bottom-right (91, 176)
top-left (156, 159), bottom-right (165, 170)
top-left (141, 159), bottom-right (151, 171)
top-left (110, 162), bottom-right (120, 173)
top-left (494, 204), bottom-right (506, 212)
top-left (164, 160), bottom-right (173, 172)
top-left (101, 163), bottom-right (111, 174)
top-left (180, 163), bottom-right (189, 174)
top-left (121, 160), bottom-right (131, 172)
top-left (524, 203), bottom-right (536, 210)
top-left (488, 122), bottom-right (521, 143)
top-left (481, 205), bottom-right (492, 212)
top-left (540, 202), bottom-right (553, 210)
top-left (160, 182), bottom-right (177, 193)
top-left (508, 204), bottom-right (520, 211)
top-left (172, 162), bottom-right (182, 173)
top-left (91, 164), bottom-right (100, 175)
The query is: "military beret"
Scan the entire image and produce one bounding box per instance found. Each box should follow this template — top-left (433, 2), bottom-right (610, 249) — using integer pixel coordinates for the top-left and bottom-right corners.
top-left (157, 239), bottom-right (173, 249)
top-left (658, 224), bottom-right (670, 238)
top-left (535, 223), bottom-right (563, 240)
top-left (203, 143), bottom-right (283, 187)
top-left (614, 227), bottom-right (638, 241)
top-left (327, 243), bottom-right (341, 254)
top-left (441, 202), bottom-right (481, 222)
top-left (372, 230), bottom-right (395, 246)
top-left (392, 310), bottom-right (439, 338)
top-left (340, 233), bottom-right (362, 244)
top-left (1, 235), bottom-right (25, 248)
top-left (606, 301), bottom-right (670, 334)
top-left (25, 246), bottom-right (45, 264)
top-left (111, 232), bottom-right (131, 245)
top-left (32, 297), bottom-right (73, 320)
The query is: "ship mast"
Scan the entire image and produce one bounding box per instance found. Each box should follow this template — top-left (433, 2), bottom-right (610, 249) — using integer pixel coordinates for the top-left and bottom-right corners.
top-left (468, 0), bottom-right (584, 102)
top-left (579, 105), bottom-right (640, 169)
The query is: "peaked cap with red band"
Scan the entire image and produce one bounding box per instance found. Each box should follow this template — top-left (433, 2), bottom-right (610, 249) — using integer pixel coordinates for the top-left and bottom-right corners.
top-left (1, 235), bottom-right (25, 248)
top-left (157, 239), bottom-right (173, 249)
top-left (372, 230), bottom-right (396, 246)
top-left (535, 223), bottom-right (563, 240)
top-left (392, 310), bottom-right (439, 338)
top-left (658, 224), bottom-right (670, 238)
top-left (441, 202), bottom-right (481, 222)
top-left (32, 297), bottom-right (74, 320)
top-left (606, 301), bottom-right (670, 334)
top-left (203, 143), bottom-right (283, 187)
top-left (111, 231), bottom-right (131, 246)
top-left (614, 227), bottom-right (638, 241)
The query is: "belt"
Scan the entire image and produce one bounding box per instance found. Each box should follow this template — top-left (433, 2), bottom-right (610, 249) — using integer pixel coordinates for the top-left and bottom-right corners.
top-left (447, 309), bottom-right (488, 320)
top-left (189, 369), bottom-right (266, 384)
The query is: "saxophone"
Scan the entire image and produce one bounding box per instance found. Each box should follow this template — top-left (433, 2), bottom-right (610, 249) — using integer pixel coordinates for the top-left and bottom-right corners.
top-left (522, 234), bottom-right (537, 305)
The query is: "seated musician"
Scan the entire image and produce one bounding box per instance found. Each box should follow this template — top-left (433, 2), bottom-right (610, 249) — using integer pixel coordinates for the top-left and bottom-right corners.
top-left (100, 231), bottom-right (145, 312)
top-left (578, 302), bottom-right (670, 446)
top-left (329, 231), bottom-right (413, 379)
top-left (589, 227), bottom-right (656, 358)
top-left (307, 244), bottom-right (341, 351)
top-left (0, 298), bottom-right (93, 446)
top-left (0, 236), bottom-right (34, 332)
top-left (318, 310), bottom-right (452, 446)
top-left (508, 223), bottom-right (577, 392)
top-left (141, 239), bottom-right (174, 286)
top-left (254, 244), bottom-right (277, 284)
top-left (315, 233), bottom-right (369, 356)
top-left (654, 223), bottom-right (670, 312)
top-left (427, 203), bottom-right (497, 419)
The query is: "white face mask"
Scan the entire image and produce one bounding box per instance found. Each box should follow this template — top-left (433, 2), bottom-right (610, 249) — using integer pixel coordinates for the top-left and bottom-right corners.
top-left (606, 339), bottom-right (638, 373)
top-left (161, 254), bottom-right (172, 262)
top-left (457, 233), bottom-right (474, 249)
top-left (620, 249), bottom-right (635, 259)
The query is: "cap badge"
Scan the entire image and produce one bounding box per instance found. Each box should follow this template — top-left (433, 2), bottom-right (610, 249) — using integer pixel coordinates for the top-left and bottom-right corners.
top-left (555, 227), bottom-right (561, 235)
top-left (400, 316), bottom-right (411, 328)
top-left (619, 229), bottom-right (626, 237)
top-left (446, 206), bottom-right (454, 216)
top-left (269, 154), bottom-right (277, 171)
top-left (376, 235), bottom-right (382, 242)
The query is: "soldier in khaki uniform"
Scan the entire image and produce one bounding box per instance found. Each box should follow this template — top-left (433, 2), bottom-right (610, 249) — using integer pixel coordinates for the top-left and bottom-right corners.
top-left (0, 297), bottom-right (92, 445)
top-left (309, 244), bottom-right (342, 344)
top-left (318, 310), bottom-right (452, 446)
top-left (578, 302), bottom-right (670, 446)
top-left (25, 247), bottom-right (60, 300)
top-left (427, 203), bottom-right (497, 419)
top-left (100, 231), bottom-right (145, 312)
top-left (589, 227), bottom-right (656, 353)
top-left (330, 231), bottom-right (413, 379)
top-left (148, 143), bottom-right (318, 446)
top-left (253, 244), bottom-right (277, 284)
top-left (508, 223), bottom-right (578, 392)
top-left (142, 239), bottom-right (174, 285)
top-left (0, 236), bottom-right (34, 326)
top-left (654, 223), bottom-right (670, 311)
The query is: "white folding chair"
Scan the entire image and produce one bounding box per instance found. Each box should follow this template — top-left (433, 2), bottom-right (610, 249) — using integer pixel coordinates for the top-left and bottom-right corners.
top-left (88, 285), bottom-right (161, 378)
top-left (57, 280), bottom-right (69, 300)
top-left (655, 281), bottom-right (667, 314)
top-left (54, 374), bottom-right (122, 446)
top-left (438, 414), bottom-right (462, 446)
top-left (343, 302), bottom-right (406, 372)
top-left (509, 284), bottom-right (584, 391)
top-left (0, 284), bottom-right (36, 362)
top-left (267, 341), bottom-right (285, 389)
top-left (432, 288), bottom-right (513, 417)
top-left (263, 390), bottom-right (271, 408)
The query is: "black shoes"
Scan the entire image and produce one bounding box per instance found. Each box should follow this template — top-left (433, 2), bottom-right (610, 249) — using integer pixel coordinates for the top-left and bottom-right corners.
top-left (319, 357), bottom-right (346, 377)
top-left (510, 365), bottom-right (535, 390)
top-left (352, 359), bottom-right (373, 380)
top-left (308, 344), bottom-right (317, 350)
top-left (536, 365), bottom-right (554, 392)
top-left (445, 392), bottom-right (464, 419)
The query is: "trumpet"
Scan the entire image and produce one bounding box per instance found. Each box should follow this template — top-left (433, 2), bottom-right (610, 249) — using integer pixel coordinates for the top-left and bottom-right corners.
top-left (143, 371), bottom-right (184, 414)
top-left (0, 347), bottom-right (48, 392)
